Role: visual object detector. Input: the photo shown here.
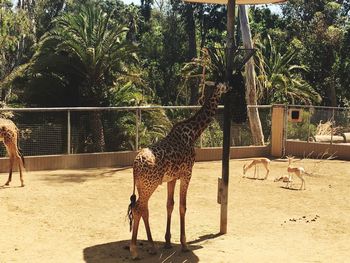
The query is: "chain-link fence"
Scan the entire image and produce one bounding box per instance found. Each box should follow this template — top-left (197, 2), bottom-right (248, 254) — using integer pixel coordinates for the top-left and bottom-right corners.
top-left (0, 106), bottom-right (272, 157)
top-left (286, 105), bottom-right (350, 144)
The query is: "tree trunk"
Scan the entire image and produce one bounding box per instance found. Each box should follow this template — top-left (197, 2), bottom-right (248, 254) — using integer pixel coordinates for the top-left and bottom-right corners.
top-left (185, 5), bottom-right (198, 105)
top-left (327, 85), bottom-right (337, 106)
top-left (89, 111), bottom-right (106, 152)
top-left (239, 5), bottom-right (264, 146)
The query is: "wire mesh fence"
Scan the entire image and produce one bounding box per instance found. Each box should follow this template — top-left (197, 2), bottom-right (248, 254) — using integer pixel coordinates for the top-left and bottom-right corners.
top-left (0, 105), bottom-right (273, 157)
top-left (286, 105), bottom-right (350, 144)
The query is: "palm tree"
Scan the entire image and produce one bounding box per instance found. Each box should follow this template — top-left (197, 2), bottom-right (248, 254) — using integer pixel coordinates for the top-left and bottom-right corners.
top-left (255, 35), bottom-right (322, 105)
top-left (33, 2), bottom-right (138, 152)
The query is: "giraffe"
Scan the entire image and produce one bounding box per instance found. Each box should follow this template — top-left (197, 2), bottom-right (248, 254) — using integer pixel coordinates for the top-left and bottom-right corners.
top-left (0, 118), bottom-right (25, 187)
top-left (127, 82), bottom-right (229, 259)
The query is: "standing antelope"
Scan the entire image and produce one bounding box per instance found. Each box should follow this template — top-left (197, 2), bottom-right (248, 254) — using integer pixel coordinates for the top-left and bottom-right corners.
top-left (286, 156), bottom-right (306, 190)
top-left (242, 158), bottom-right (271, 180)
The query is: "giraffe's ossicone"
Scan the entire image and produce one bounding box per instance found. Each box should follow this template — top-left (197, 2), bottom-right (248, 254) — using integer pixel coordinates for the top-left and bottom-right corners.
top-left (127, 83), bottom-right (229, 260)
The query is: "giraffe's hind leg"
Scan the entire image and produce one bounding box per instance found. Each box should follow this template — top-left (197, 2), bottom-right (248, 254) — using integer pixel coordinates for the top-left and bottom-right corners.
top-left (4, 139), bottom-right (24, 187)
top-left (130, 183), bottom-right (158, 259)
top-left (142, 204), bottom-right (157, 255)
top-left (164, 179), bottom-right (176, 249)
top-left (4, 155), bottom-right (14, 186)
top-left (179, 177), bottom-right (191, 252)
top-left (130, 209), bottom-right (141, 260)
top-left (17, 153), bottom-right (24, 187)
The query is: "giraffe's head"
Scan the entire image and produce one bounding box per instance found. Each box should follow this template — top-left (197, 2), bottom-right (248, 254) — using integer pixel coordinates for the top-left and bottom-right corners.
top-left (200, 82), bottom-right (229, 104)
top-left (214, 82), bottom-right (230, 97)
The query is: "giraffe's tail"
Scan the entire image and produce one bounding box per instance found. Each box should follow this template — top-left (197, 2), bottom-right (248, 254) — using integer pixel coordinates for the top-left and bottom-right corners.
top-left (127, 171), bottom-right (137, 232)
top-left (17, 130), bottom-right (25, 168)
top-left (127, 193), bottom-right (136, 232)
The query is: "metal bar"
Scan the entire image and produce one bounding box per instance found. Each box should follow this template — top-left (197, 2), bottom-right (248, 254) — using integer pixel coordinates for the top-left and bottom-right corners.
top-left (0, 104), bottom-right (346, 112)
top-left (0, 105), bottom-right (217, 112)
top-left (67, 110), bottom-right (71, 154)
top-left (279, 105), bottom-right (349, 110)
top-left (247, 105), bottom-right (272, 109)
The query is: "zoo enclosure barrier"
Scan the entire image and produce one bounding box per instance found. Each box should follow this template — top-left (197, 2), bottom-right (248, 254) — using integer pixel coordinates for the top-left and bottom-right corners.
top-left (0, 105), bottom-right (273, 157)
top-left (285, 105), bottom-right (350, 144)
top-left (269, 104), bottom-right (350, 160)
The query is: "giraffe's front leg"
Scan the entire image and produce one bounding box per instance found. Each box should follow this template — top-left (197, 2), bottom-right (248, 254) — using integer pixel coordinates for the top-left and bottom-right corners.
top-left (179, 178), bottom-right (190, 252)
top-left (164, 180), bottom-right (176, 249)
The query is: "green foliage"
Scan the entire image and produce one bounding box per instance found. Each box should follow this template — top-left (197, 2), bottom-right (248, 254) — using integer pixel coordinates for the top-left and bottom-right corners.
top-left (287, 110), bottom-right (317, 141)
top-left (0, 1), bottom-right (33, 103)
top-left (0, 0), bottom-right (349, 151)
top-left (281, 0), bottom-right (348, 106)
top-left (200, 119), bottom-right (223, 147)
top-left (24, 1), bottom-right (141, 107)
top-left (255, 34), bottom-right (322, 105)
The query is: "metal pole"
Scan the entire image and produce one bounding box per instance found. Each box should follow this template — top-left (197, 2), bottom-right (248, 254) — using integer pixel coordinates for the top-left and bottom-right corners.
top-left (307, 109), bottom-right (311, 143)
top-left (283, 105), bottom-right (288, 157)
top-left (67, 110), bottom-right (71, 154)
top-left (220, 0), bottom-right (236, 235)
top-left (135, 109), bottom-right (140, 150)
top-left (331, 108), bottom-right (335, 145)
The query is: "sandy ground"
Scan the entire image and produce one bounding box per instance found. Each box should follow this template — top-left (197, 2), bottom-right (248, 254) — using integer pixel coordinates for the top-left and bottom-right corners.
top-left (0, 158), bottom-right (350, 263)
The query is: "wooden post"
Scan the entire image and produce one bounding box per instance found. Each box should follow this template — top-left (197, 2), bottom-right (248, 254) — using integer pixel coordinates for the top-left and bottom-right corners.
top-left (220, 0), bottom-right (236, 234)
top-left (271, 105), bottom-right (286, 157)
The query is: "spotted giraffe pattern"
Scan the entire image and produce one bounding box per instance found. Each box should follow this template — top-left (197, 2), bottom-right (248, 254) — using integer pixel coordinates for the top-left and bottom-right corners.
top-left (0, 118), bottom-right (25, 187)
top-left (128, 83), bottom-right (229, 259)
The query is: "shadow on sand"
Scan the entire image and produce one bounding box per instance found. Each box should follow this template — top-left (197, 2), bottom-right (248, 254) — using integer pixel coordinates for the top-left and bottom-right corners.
top-left (83, 233), bottom-right (222, 263)
top-left (38, 167), bottom-right (130, 184)
top-left (83, 240), bottom-right (201, 263)
top-left (0, 185), bottom-right (23, 190)
top-left (243, 176), bottom-right (266, 181)
top-left (280, 186), bottom-right (303, 191)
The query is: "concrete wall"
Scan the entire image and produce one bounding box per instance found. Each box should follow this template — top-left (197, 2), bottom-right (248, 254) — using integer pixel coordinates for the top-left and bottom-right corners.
top-left (1, 142), bottom-right (347, 173)
top-left (0, 146), bottom-right (271, 172)
top-left (286, 140), bottom-right (350, 160)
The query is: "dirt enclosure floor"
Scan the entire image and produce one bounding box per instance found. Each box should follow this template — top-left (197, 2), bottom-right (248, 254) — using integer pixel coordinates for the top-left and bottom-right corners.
top-left (0, 158), bottom-right (350, 263)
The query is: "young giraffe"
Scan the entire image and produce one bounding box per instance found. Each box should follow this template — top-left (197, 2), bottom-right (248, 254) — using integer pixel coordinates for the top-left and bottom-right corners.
top-left (0, 118), bottom-right (25, 187)
top-left (127, 83), bottom-right (229, 259)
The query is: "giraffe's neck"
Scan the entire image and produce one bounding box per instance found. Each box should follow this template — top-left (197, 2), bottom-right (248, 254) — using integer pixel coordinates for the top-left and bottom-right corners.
top-left (168, 88), bottom-right (222, 146)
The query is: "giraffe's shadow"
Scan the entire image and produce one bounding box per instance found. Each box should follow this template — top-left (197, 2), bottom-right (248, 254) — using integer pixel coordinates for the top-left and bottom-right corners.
top-left (83, 239), bottom-right (202, 263)
top-left (0, 185), bottom-right (23, 190)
